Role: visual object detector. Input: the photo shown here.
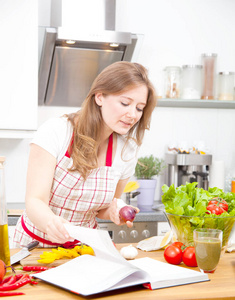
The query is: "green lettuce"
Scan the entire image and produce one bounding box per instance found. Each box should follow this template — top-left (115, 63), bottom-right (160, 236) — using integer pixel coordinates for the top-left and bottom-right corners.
top-left (161, 182), bottom-right (235, 247)
top-left (161, 182), bottom-right (235, 217)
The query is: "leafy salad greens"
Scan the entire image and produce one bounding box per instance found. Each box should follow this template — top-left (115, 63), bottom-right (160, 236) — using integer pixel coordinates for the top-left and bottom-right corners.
top-left (162, 182), bottom-right (235, 217)
top-left (161, 182), bottom-right (235, 247)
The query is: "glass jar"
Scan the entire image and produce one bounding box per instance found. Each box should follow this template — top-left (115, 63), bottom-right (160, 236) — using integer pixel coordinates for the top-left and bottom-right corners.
top-left (0, 156), bottom-right (10, 266)
top-left (217, 72), bottom-right (235, 101)
top-left (201, 53), bottom-right (217, 100)
top-left (181, 65), bottom-right (203, 99)
top-left (164, 66), bottom-right (181, 99)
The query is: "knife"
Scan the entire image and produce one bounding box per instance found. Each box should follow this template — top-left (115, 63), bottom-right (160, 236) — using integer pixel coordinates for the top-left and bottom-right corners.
top-left (11, 240), bottom-right (39, 265)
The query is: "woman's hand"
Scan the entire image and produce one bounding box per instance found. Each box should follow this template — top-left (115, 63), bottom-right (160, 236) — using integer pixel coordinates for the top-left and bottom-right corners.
top-left (109, 198), bottom-right (139, 228)
top-left (45, 215), bottom-right (74, 244)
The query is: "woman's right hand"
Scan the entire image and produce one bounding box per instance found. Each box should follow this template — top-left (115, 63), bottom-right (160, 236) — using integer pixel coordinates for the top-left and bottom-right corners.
top-left (45, 215), bottom-right (74, 244)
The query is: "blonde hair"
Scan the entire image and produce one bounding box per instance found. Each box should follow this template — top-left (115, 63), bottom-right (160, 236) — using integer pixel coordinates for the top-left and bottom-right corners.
top-left (66, 61), bottom-right (157, 179)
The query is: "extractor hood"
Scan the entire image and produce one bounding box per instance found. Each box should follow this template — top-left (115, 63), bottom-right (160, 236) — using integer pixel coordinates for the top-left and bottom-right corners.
top-left (38, 1), bottom-right (140, 107)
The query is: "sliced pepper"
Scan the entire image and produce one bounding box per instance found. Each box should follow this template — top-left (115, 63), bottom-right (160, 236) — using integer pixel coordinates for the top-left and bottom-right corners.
top-left (37, 257), bottom-right (56, 264)
top-left (37, 244), bottom-right (94, 264)
top-left (74, 244), bottom-right (95, 256)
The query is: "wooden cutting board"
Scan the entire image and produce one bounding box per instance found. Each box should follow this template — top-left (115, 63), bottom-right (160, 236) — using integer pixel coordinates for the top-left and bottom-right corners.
top-left (19, 248), bottom-right (74, 267)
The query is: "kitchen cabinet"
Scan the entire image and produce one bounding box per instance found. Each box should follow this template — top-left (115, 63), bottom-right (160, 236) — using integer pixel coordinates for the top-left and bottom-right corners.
top-left (158, 99), bottom-right (235, 109)
top-left (0, 0), bottom-right (38, 138)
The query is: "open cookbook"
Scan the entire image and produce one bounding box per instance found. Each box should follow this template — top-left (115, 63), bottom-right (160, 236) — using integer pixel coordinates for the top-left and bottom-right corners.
top-left (34, 225), bottom-right (209, 296)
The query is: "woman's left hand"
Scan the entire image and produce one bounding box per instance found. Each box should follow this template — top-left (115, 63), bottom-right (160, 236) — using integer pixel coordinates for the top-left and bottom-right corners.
top-left (109, 198), bottom-right (139, 228)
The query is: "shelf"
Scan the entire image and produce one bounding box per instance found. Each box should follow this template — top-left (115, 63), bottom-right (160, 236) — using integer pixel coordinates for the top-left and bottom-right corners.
top-left (0, 129), bottom-right (36, 139)
top-left (157, 99), bottom-right (235, 109)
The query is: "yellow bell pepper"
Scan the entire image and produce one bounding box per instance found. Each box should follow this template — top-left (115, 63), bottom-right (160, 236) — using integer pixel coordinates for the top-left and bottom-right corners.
top-left (37, 257), bottom-right (56, 264)
top-left (74, 244), bottom-right (95, 256)
top-left (37, 244), bottom-right (94, 264)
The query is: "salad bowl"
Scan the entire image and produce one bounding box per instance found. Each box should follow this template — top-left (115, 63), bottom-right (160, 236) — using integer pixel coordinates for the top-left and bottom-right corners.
top-left (165, 212), bottom-right (235, 251)
top-left (161, 182), bottom-right (235, 252)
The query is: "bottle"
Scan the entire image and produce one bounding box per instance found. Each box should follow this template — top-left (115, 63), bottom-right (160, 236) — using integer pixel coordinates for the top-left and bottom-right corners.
top-left (0, 156), bottom-right (11, 266)
top-left (231, 179), bottom-right (235, 193)
top-left (217, 72), bottom-right (235, 101)
top-left (201, 53), bottom-right (217, 100)
top-left (164, 66), bottom-right (181, 99)
top-left (181, 65), bottom-right (203, 99)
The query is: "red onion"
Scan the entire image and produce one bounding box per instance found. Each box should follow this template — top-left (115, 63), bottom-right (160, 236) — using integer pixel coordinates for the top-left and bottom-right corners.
top-left (119, 206), bottom-right (137, 222)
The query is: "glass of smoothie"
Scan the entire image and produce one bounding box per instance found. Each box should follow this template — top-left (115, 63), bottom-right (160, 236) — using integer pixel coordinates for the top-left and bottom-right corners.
top-left (193, 228), bottom-right (223, 273)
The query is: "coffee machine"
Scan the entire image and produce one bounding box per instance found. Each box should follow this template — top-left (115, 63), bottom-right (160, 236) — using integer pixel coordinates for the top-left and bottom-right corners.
top-left (165, 153), bottom-right (212, 190)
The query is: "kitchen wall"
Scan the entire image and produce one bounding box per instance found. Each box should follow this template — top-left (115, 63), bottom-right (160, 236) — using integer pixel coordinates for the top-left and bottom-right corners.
top-left (117, 0), bottom-right (235, 94)
top-left (1, 0), bottom-right (235, 206)
top-left (115, 0), bottom-right (235, 197)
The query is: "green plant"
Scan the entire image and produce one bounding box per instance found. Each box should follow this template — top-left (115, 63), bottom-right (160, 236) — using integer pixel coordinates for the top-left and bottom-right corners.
top-left (135, 155), bottom-right (165, 179)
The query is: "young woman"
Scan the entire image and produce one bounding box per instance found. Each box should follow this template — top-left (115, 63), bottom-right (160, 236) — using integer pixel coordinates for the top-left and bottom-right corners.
top-left (13, 61), bottom-right (157, 248)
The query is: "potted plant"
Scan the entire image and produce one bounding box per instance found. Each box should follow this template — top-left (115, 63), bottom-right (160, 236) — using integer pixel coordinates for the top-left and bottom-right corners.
top-left (135, 155), bottom-right (165, 211)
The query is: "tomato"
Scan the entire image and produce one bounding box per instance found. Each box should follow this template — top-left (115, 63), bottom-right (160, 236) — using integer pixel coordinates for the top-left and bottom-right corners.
top-left (208, 197), bottom-right (228, 211)
top-left (164, 245), bottom-right (183, 265)
top-left (207, 204), bottom-right (225, 215)
top-left (206, 197), bottom-right (228, 215)
top-left (182, 247), bottom-right (197, 267)
top-left (171, 242), bottom-right (184, 250)
top-left (0, 260), bottom-right (6, 283)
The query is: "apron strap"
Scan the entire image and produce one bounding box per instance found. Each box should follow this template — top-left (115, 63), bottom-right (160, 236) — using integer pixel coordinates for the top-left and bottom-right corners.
top-left (65, 133), bottom-right (113, 167)
top-left (65, 134), bottom-right (74, 158)
top-left (21, 215), bottom-right (80, 248)
top-left (105, 133), bottom-right (113, 167)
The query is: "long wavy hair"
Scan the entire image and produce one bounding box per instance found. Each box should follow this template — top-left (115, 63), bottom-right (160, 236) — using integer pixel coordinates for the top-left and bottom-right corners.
top-left (66, 61), bottom-right (157, 179)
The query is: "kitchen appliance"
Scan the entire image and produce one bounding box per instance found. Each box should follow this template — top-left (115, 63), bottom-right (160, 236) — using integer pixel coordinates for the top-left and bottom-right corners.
top-left (98, 208), bottom-right (167, 243)
top-left (99, 220), bottom-right (158, 244)
top-left (165, 153), bottom-right (212, 190)
top-left (38, 0), bottom-right (141, 107)
top-left (11, 241), bottom-right (39, 265)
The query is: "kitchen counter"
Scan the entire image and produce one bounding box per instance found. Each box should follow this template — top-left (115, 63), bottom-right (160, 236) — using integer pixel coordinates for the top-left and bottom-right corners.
top-left (9, 244), bottom-right (235, 300)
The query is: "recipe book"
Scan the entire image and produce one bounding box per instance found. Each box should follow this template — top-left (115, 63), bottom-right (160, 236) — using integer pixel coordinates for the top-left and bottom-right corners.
top-left (34, 225), bottom-right (209, 296)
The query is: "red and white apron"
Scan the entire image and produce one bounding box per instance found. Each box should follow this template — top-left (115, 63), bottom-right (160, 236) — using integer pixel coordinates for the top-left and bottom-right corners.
top-left (13, 134), bottom-right (116, 248)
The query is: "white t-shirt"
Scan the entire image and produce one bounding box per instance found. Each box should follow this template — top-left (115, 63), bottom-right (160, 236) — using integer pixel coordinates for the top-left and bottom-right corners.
top-left (32, 117), bottom-right (138, 180)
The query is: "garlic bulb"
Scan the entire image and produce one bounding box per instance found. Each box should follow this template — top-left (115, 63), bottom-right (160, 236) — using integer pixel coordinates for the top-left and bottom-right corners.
top-left (120, 245), bottom-right (138, 260)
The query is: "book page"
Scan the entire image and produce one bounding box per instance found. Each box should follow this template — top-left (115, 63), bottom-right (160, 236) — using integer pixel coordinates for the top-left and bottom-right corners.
top-left (65, 224), bottom-right (128, 264)
top-left (35, 253), bottom-right (149, 296)
top-left (129, 257), bottom-right (209, 289)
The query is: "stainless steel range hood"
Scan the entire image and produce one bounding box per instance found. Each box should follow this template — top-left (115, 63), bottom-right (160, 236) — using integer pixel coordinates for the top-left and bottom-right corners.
top-left (38, 0), bottom-right (140, 107)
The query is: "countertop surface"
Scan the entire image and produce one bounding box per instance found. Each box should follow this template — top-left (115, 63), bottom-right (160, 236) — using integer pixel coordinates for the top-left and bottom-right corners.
top-left (8, 244), bottom-right (235, 300)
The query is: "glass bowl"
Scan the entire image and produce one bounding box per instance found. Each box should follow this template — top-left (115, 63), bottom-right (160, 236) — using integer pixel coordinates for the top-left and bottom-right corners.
top-left (165, 212), bottom-right (235, 252)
